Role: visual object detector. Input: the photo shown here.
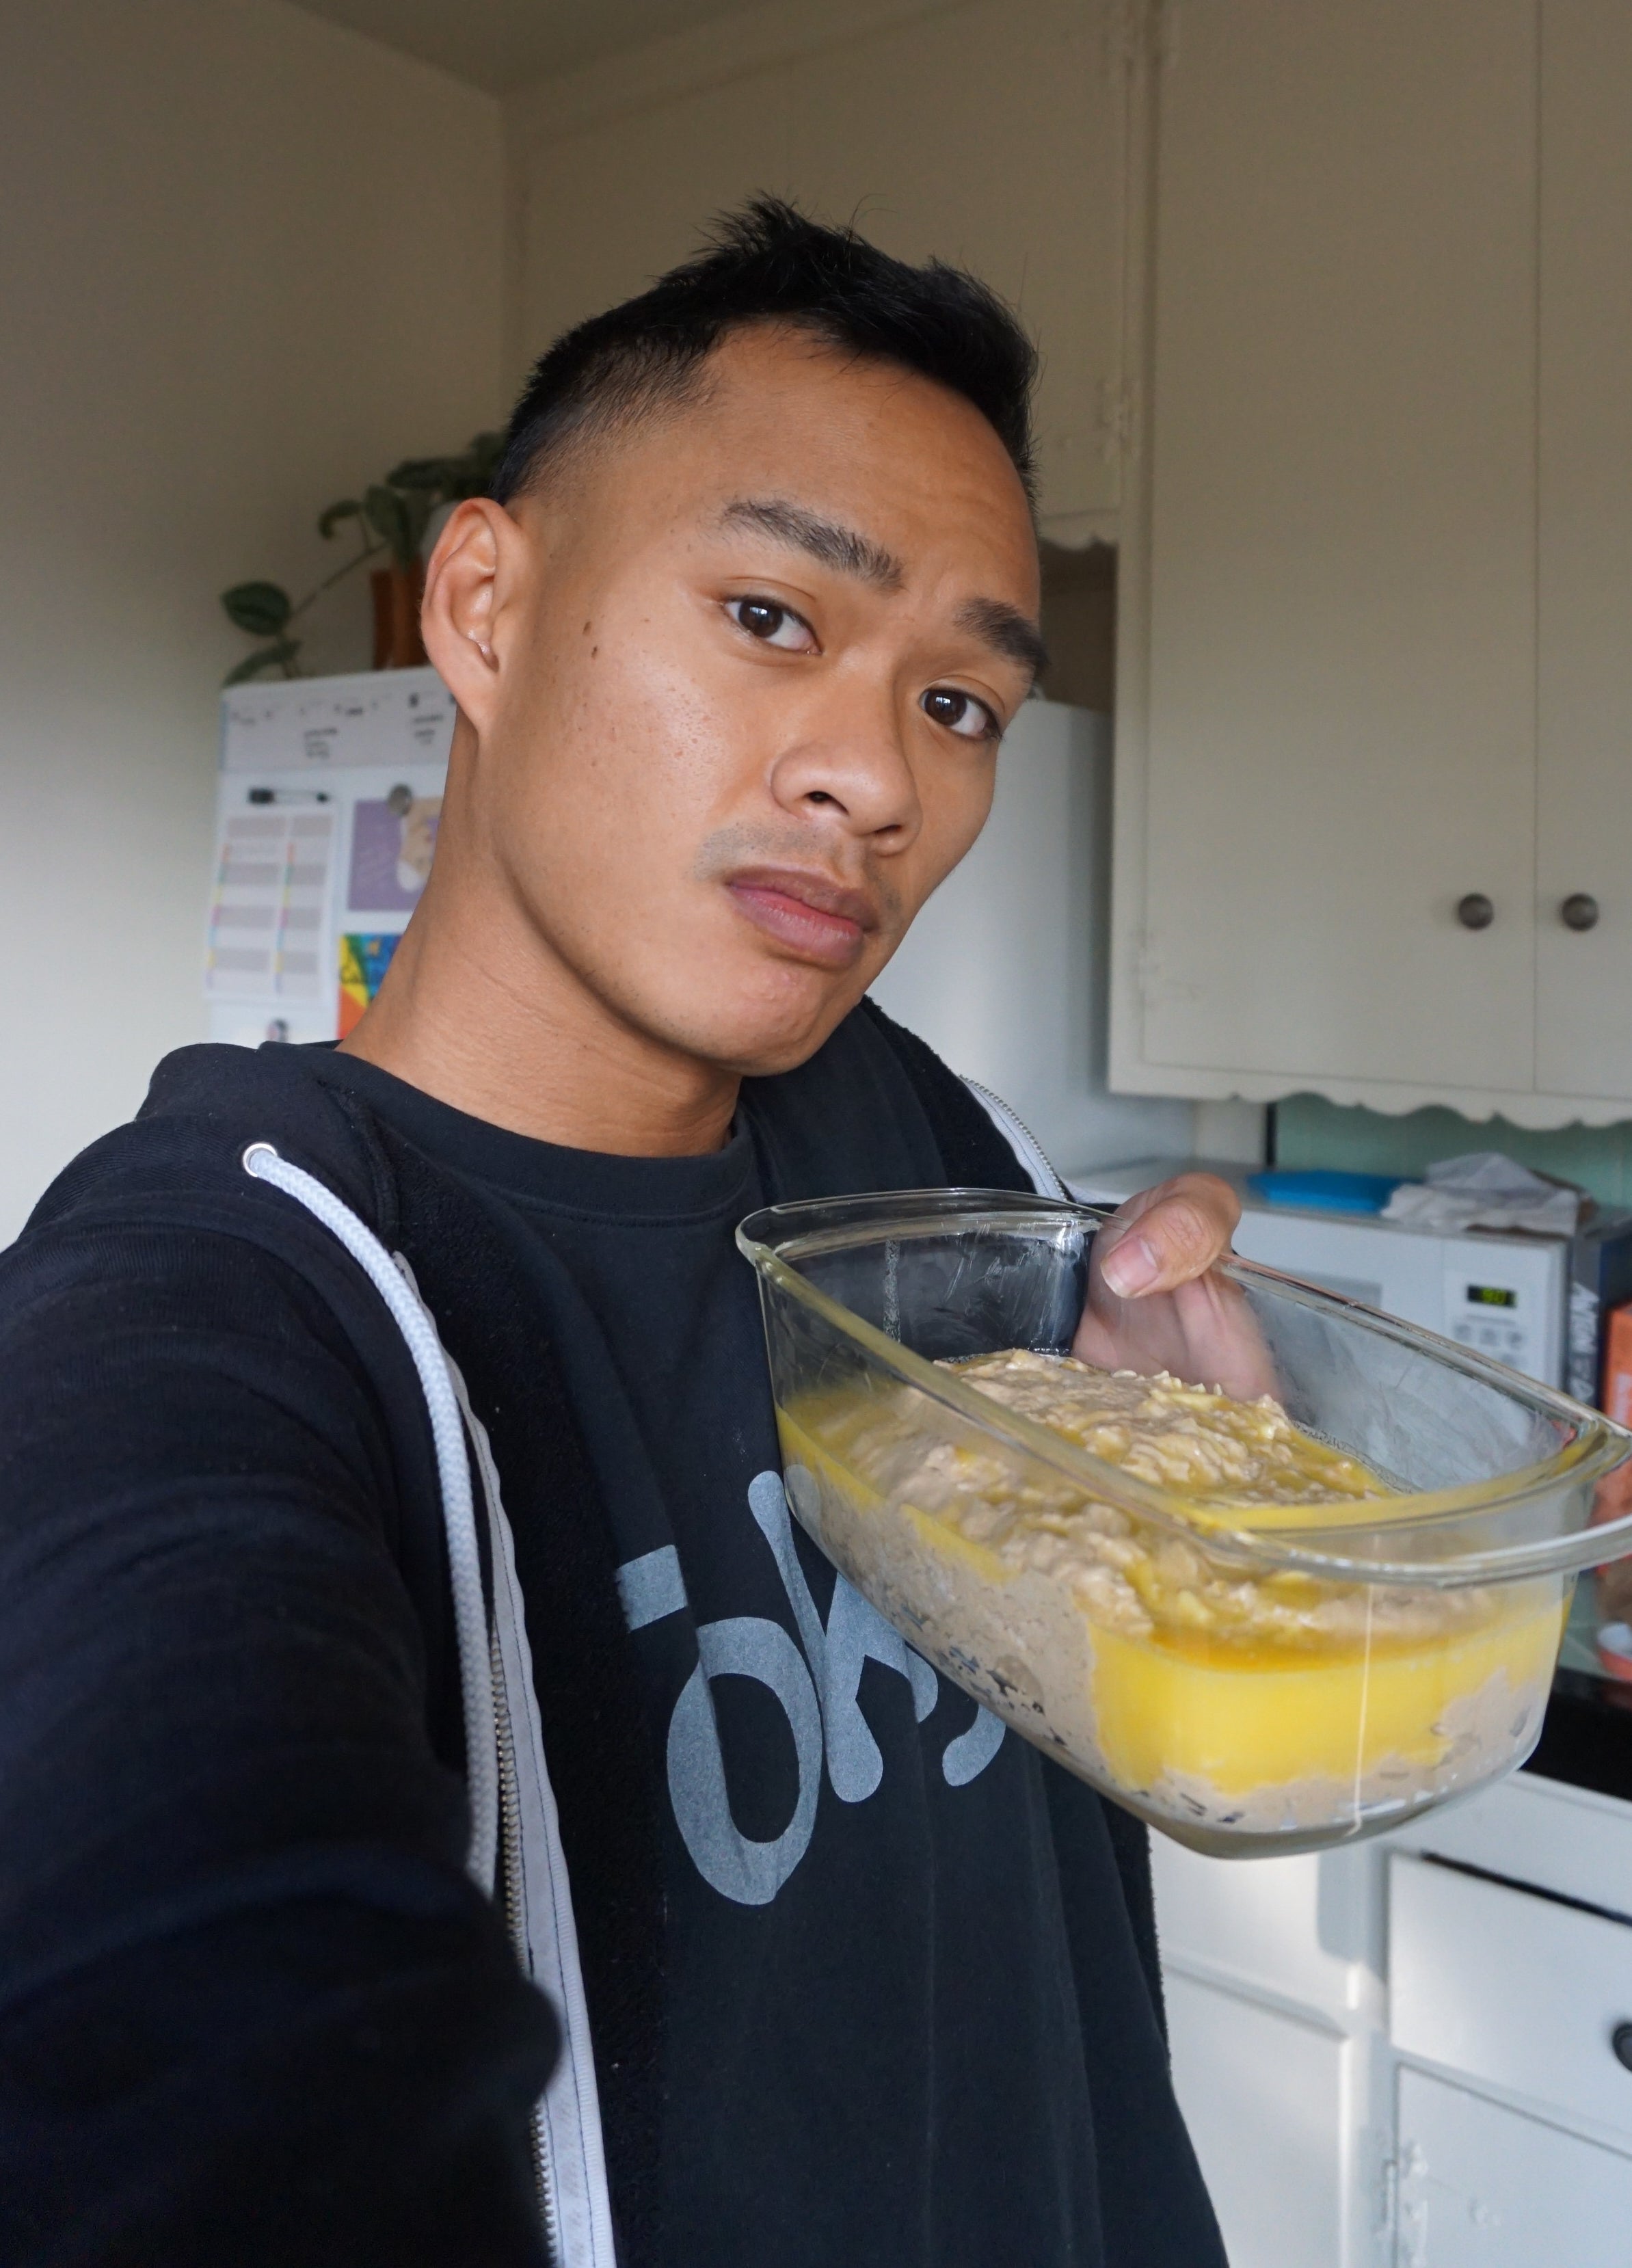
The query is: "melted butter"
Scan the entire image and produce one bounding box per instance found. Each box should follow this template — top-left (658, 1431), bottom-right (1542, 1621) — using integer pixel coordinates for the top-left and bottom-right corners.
top-left (1088, 1602), bottom-right (1562, 1794)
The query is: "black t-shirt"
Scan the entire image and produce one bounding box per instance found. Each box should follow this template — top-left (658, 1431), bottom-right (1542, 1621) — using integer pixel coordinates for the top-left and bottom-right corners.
top-left (317, 1053), bottom-right (1102, 2268)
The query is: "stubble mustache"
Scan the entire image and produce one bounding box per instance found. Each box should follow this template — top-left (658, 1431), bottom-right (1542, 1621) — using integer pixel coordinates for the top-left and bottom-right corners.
top-left (692, 823), bottom-right (906, 939)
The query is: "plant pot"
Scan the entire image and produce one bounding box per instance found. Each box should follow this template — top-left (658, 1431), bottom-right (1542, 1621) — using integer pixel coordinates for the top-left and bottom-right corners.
top-left (371, 561), bottom-right (427, 669)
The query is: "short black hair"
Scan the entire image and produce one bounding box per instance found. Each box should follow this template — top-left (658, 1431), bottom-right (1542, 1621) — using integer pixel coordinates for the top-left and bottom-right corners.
top-left (492, 198), bottom-right (1037, 505)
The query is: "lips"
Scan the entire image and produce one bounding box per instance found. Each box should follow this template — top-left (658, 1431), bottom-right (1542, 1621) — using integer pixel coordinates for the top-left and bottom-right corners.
top-left (725, 867), bottom-right (877, 969)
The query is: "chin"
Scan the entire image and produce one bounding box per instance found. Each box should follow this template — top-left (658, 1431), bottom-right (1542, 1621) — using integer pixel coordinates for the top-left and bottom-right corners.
top-left (669, 964), bottom-right (863, 1080)
top-left (729, 1029), bottom-right (840, 1078)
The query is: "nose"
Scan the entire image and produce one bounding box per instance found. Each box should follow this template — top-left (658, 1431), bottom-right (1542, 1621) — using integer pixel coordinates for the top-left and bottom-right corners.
top-left (766, 673), bottom-right (923, 847)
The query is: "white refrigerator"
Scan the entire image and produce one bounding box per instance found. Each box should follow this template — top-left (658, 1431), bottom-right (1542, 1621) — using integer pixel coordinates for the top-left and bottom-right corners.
top-left (868, 698), bottom-right (1190, 1176)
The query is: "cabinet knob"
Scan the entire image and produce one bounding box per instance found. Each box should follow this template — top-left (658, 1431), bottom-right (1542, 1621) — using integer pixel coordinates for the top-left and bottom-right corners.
top-left (1456, 893), bottom-right (1495, 931)
top-left (1561, 892), bottom-right (1601, 932)
top-left (1614, 2022), bottom-right (1632, 2074)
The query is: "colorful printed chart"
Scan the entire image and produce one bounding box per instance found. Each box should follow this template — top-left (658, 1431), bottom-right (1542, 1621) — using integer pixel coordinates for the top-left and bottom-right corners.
top-left (337, 932), bottom-right (403, 1038)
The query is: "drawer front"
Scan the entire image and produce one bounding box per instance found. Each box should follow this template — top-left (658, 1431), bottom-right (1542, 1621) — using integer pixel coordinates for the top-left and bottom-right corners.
top-left (1150, 1834), bottom-right (1372, 2023)
top-left (1167, 1971), bottom-right (1348, 2268)
top-left (1396, 2068), bottom-right (1632, 2268)
top-left (1391, 1854), bottom-right (1632, 2140)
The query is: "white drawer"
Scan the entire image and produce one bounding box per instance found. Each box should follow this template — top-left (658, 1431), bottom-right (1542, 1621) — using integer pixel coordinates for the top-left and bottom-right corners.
top-left (1396, 2068), bottom-right (1632, 2268)
top-left (1391, 1852), bottom-right (1632, 2142)
top-left (1392, 1770), bottom-right (1632, 1917)
top-left (1151, 1833), bottom-right (1378, 2023)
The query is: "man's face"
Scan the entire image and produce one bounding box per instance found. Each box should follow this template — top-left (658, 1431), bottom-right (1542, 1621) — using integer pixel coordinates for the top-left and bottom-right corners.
top-left (445, 325), bottom-right (1041, 1077)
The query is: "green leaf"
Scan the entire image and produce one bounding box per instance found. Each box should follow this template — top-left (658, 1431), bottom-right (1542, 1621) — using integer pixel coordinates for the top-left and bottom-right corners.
top-left (400, 487), bottom-right (435, 557)
top-left (222, 638), bottom-right (299, 686)
top-left (363, 483), bottom-right (415, 567)
top-left (385, 429), bottom-right (507, 503)
top-left (318, 498), bottom-right (363, 539)
top-left (384, 455), bottom-right (454, 493)
top-left (221, 580), bottom-right (292, 636)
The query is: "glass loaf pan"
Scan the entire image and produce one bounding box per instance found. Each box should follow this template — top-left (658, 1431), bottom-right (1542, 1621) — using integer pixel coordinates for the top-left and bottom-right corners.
top-left (738, 1190), bottom-right (1632, 1857)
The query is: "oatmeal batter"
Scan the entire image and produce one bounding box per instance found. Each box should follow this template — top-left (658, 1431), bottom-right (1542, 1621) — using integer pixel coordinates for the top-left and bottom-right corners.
top-left (777, 1351), bottom-right (1562, 1849)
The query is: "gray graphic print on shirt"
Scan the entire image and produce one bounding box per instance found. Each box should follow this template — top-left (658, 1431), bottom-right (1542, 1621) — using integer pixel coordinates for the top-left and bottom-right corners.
top-left (618, 1468), bottom-right (1006, 1906)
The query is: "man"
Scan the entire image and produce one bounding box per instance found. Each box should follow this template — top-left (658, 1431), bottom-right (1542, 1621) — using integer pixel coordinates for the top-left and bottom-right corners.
top-left (0, 204), bottom-right (1234, 2266)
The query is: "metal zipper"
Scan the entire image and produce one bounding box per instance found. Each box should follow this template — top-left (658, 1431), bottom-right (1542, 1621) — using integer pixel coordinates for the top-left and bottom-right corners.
top-left (293, 1244), bottom-right (606, 2267)
top-left (492, 1623), bottom-right (565, 2267)
top-left (960, 1077), bottom-right (1070, 1201)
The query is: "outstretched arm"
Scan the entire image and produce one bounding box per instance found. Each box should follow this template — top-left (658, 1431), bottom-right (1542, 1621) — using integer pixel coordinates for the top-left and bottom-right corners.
top-left (0, 1209), bottom-right (557, 2267)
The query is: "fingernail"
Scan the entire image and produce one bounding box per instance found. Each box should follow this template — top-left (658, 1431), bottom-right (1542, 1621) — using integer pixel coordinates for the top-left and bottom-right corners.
top-left (1101, 1235), bottom-right (1160, 1298)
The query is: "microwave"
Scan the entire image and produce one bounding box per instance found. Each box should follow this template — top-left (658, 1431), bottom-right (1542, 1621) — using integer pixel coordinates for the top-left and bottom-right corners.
top-left (1068, 1158), bottom-right (1632, 1396)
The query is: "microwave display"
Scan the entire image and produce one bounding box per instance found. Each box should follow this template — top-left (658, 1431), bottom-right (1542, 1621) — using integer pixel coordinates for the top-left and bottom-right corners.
top-left (1467, 1285), bottom-right (1520, 1309)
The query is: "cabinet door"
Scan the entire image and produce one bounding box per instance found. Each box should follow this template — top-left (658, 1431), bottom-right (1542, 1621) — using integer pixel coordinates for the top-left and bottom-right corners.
top-left (1396, 2067), bottom-right (1632, 2266)
top-left (1133, 0), bottom-right (1538, 1093)
top-left (1165, 1970), bottom-right (1350, 2268)
top-left (1151, 1832), bottom-right (1377, 2025)
top-left (1536, 0), bottom-right (1632, 1099)
top-left (782, 0), bottom-right (1129, 524)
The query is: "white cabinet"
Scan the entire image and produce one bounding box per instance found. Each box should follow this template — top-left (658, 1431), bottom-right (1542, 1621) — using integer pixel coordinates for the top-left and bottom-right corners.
top-left (1153, 1832), bottom-right (1387, 2267)
top-left (1112, 0), bottom-right (1632, 1125)
top-left (1123, 0), bottom-right (1538, 1102)
top-left (1155, 1774), bottom-right (1632, 2265)
top-left (1151, 1832), bottom-right (1379, 2023)
top-left (1166, 1969), bottom-right (1353, 2268)
top-left (1395, 2068), bottom-right (1632, 2267)
top-left (1390, 1854), bottom-right (1632, 2146)
top-left (1536, 0), bottom-right (1632, 1102)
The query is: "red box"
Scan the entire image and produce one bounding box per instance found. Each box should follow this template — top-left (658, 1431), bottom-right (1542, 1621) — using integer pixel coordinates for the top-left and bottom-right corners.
top-left (1603, 1301), bottom-right (1632, 1425)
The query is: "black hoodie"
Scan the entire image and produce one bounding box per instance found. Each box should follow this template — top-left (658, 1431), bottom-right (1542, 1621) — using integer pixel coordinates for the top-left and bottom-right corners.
top-left (0, 1002), bottom-right (1222, 2268)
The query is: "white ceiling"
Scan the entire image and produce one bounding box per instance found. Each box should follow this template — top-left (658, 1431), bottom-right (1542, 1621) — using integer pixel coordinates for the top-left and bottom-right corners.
top-left (291, 0), bottom-right (746, 91)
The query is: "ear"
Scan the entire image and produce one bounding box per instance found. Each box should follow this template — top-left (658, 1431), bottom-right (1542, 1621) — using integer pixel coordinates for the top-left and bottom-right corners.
top-left (420, 497), bottom-right (525, 729)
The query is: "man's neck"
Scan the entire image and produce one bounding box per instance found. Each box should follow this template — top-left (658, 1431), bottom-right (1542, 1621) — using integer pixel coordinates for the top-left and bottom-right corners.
top-left (338, 880), bottom-right (740, 1159)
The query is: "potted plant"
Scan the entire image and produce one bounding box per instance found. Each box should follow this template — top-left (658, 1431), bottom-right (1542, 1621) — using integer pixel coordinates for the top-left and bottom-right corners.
top-left (219, 431), bottom-right (503, 683)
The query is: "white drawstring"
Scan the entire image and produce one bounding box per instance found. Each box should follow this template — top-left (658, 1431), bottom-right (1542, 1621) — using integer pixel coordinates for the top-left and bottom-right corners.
top-left (242, 1141), bottom-right (498, 1895)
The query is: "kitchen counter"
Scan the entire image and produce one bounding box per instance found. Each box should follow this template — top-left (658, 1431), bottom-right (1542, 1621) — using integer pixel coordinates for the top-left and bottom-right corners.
top-left (1523, 1579), bottom-right (1632, 1806)
top-left (1526, 1663), bottom-right (1632, 1807)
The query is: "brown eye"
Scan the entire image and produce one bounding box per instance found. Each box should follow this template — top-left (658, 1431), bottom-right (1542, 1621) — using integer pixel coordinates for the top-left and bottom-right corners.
top-left (922, 687), bottom-right (998, 741)
top-left (726, 596), bottom-right (814, 650)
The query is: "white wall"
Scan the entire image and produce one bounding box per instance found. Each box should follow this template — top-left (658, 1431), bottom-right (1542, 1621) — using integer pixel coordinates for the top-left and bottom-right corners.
top-left (0, 0), bottom-right (503, 1240)
top-left (503, 0), bottom-right (1132, 533)
top-left (869, 704), bottom-right (1195, 1173)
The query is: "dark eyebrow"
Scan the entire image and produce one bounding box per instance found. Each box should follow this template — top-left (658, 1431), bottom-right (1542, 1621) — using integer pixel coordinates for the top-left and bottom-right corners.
top-left (719, 495), bottom-right (1045, 682)
top-left (957, 596), bottom-right (1049, 682)
top-left (719, 497), bottom-right (904, 590)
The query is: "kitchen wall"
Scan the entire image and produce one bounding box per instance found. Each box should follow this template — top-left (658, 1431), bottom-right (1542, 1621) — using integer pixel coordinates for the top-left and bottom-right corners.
top-left (501, 0), bottom-right (1130, 537)
top-left (0, 0), bottom-right (504, 1242)
top-left (1276, 1096), bottom-right (1632, 1212)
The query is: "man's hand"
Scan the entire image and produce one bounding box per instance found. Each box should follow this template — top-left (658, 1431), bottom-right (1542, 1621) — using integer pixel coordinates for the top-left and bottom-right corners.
top-left (1072, 1172), bottom-right (1278, 1400)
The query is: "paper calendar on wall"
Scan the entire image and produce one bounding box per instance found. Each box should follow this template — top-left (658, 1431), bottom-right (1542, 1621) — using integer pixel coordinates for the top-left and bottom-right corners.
top-left (206, 667), bottom-right (455, 1047)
